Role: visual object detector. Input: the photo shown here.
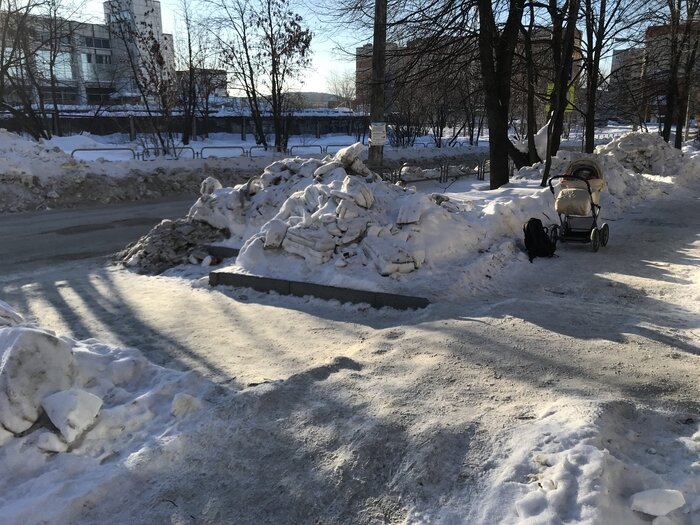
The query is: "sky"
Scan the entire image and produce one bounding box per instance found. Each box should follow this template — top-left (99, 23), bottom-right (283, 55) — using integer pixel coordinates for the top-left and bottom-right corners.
top-left (84, 0), bottom-right (364, 94)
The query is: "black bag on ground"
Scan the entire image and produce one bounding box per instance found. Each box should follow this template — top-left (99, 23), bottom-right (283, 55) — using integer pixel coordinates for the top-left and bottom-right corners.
top-left (523, 218), bottom-right (556, 262)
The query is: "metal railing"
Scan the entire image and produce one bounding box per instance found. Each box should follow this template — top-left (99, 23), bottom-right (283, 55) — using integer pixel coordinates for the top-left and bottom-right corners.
top-left (289, 144), bottom-right (323, 156)
top-left (140, 146), bottom-right (196, 160)
top-left (200, 146), bottom-right (246, 159)
top-left (71, 147), bottom-right (136, 159)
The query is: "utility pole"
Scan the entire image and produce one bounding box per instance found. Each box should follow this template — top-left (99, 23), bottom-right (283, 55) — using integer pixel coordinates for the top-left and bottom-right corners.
top-left (367, 0), bottom-right (387, 168)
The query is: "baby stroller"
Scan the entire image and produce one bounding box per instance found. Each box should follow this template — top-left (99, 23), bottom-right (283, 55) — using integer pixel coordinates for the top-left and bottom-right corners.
top-left (547, 158), bottom-right (609, 252)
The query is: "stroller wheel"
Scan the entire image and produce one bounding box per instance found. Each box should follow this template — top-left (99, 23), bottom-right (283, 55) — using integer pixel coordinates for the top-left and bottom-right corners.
top-left (600, 223), bottom-right (609, 247)
top-left (591, 228), bottom-right (601, 252)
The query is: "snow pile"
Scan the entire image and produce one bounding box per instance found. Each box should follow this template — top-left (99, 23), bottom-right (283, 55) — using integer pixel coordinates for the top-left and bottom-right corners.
top-left (188, 142), bottom-right (529, 295)
top-left (0, 128), bottom-right (76, 182)
top-left (233, 142), bottom-right (436, 277)
top-left (469, 400), bottom-right (700, 524)
top-left (596, 132), bottom-right (700, 183)
top-left (0, 301), bottom-right (216, 523)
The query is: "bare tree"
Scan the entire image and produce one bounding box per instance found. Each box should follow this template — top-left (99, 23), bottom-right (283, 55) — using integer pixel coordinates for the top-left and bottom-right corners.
top-left (477, 0), bottom-right (526, 189)
top-left (207, 0), bottom-right (267, 146)
top-left (0, 0), bottom-right (51, 139)
top-left (577, 0), bottom-right (655, 152)
top-left (106, 0), bottom-right (178, 154)
top-left (175, 0), bottom-right (198, 144)
top-left (32, 0), bottom-right (88, 136)
top-left (327, 69), bottom-right (356, 108)
top-left (207, 0), bottom-right (310, 150)
top-left (254, 0), bottom-right (311, 151)
top-left (652, 0), bottom-right (700, 147)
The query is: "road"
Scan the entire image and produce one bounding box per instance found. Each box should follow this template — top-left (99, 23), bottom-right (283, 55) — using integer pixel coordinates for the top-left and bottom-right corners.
top-left (0, 197), bottom-right (193, 274)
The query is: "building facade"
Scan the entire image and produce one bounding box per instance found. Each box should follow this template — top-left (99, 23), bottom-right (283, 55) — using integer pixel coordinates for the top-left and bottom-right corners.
top-left (1, 0), bottom-right (176, 107)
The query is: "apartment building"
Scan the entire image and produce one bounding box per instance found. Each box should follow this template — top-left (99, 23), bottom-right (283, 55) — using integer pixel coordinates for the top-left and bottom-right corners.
top-left (1, 0), bottom-right (175, 106)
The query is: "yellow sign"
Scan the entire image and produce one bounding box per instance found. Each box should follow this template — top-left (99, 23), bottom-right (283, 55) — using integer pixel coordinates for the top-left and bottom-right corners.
top-left (546, 83), bottom-right (575, 113)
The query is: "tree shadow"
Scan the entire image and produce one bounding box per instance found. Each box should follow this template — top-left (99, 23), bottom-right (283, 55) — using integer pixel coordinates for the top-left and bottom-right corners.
top-left (57, 356), bottom-right (482, 524)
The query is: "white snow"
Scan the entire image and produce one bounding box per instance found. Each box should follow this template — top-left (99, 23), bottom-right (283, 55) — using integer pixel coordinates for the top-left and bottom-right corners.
top-left (1, 128), bottom-right (699, 523)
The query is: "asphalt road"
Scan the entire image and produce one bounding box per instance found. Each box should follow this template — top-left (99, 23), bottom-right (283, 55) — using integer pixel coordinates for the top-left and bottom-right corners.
top-left (0, 197), bottom-right (193, 274)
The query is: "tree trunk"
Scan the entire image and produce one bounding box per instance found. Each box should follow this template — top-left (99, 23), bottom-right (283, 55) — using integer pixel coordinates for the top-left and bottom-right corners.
top-left (540, 0), bottom-right (580, 186)
top-left (477, 0), bottom-right (524, 189)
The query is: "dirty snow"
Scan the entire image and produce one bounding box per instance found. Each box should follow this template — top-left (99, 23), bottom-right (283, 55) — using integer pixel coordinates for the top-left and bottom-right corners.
top-left (1, 129), bottom-right (700, 524)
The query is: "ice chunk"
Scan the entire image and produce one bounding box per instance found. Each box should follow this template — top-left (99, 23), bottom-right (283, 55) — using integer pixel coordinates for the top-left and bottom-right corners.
top-left (334, 142), bottom-right (364, 166)
top-left (263, 219), bottom-right (288, 249)
top-left (313, 161), bottom-right (342, 179)
top-left (199, 176), bottom-right (222, 196)
top-left (362, 236), bottom-right (416, 276)
top-left (42, 388), bottom-right (103, 443)
top-left (36, 431), bottom-right (68, 453)
top-left (336, 199), bottom-right (363, 220)
top-left (630, 489), bottom-right (685, 516)
top-left (110, 357), bottom-right (144, 385)
top-left (0, 328), bottom-right (73, 434)
top-left (282, 225), bottom-right (336, 264)
top-left (340, 176), bottom-right (374, 209)
top-left (399, 164), bottom-right (424, 182)
top-left (171, 393), bottom-right (202, 418)
top-left (350, 158), bottom-right (372, 177)
top-left (396, 193), bottom-right (429, 225)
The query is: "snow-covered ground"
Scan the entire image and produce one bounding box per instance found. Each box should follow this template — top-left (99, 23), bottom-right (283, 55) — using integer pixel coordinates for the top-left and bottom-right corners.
top-left (1, 128), bottom-right (700, 524)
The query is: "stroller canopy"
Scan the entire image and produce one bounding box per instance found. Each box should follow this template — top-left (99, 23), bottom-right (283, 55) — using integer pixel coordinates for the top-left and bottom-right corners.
top-left (562, 158), bottom-right (604, 181)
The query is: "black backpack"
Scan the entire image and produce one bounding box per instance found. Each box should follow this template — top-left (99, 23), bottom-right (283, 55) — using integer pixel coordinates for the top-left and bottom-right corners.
top-left (523, 218), bottom-right (556, 262)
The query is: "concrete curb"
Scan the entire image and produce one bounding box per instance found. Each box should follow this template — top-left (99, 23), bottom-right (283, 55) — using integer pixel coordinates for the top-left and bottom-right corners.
top-left (209, 271), bottom-right (430, 310)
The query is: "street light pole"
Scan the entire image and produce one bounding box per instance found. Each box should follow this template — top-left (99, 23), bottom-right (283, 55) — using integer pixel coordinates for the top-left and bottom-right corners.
top-left (367, 0), bottom-right (387, 169)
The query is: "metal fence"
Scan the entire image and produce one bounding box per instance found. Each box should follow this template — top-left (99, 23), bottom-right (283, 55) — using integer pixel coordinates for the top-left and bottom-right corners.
top-left (200, 146), bottom-right (246, 159)
top-left (70, 140), bottom-right (481, 162)
top-left (70, 147), bottom-right (136, 160)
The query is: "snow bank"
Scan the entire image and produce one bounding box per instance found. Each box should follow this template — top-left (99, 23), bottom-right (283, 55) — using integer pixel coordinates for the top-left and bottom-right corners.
top-left (0, 301), bottom-right (216, 523)
top-left (596, 132), bottom-right (700, 184)
top-left (0, 130), bottom-right (252, 213)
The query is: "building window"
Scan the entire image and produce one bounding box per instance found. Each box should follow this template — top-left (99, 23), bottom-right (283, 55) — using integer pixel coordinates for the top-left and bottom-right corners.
top-left (37, 50), bottom-right (73, 81)
top-left (2, 48), bottom-right (24, 78)
top-left (81, 54), bottom-right (96, 81)
top-left (85, 37), bottom-right (110, 48)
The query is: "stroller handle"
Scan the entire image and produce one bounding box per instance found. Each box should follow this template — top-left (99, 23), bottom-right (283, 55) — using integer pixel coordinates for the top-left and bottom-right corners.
top-left (547, 174), bottom-right (593, 195)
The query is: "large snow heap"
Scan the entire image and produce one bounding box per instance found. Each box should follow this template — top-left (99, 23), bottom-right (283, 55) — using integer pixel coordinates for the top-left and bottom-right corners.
top-left (188, 142), bottom-right (465, 279)
top-left (597, 131), bottom-right (699, 182)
